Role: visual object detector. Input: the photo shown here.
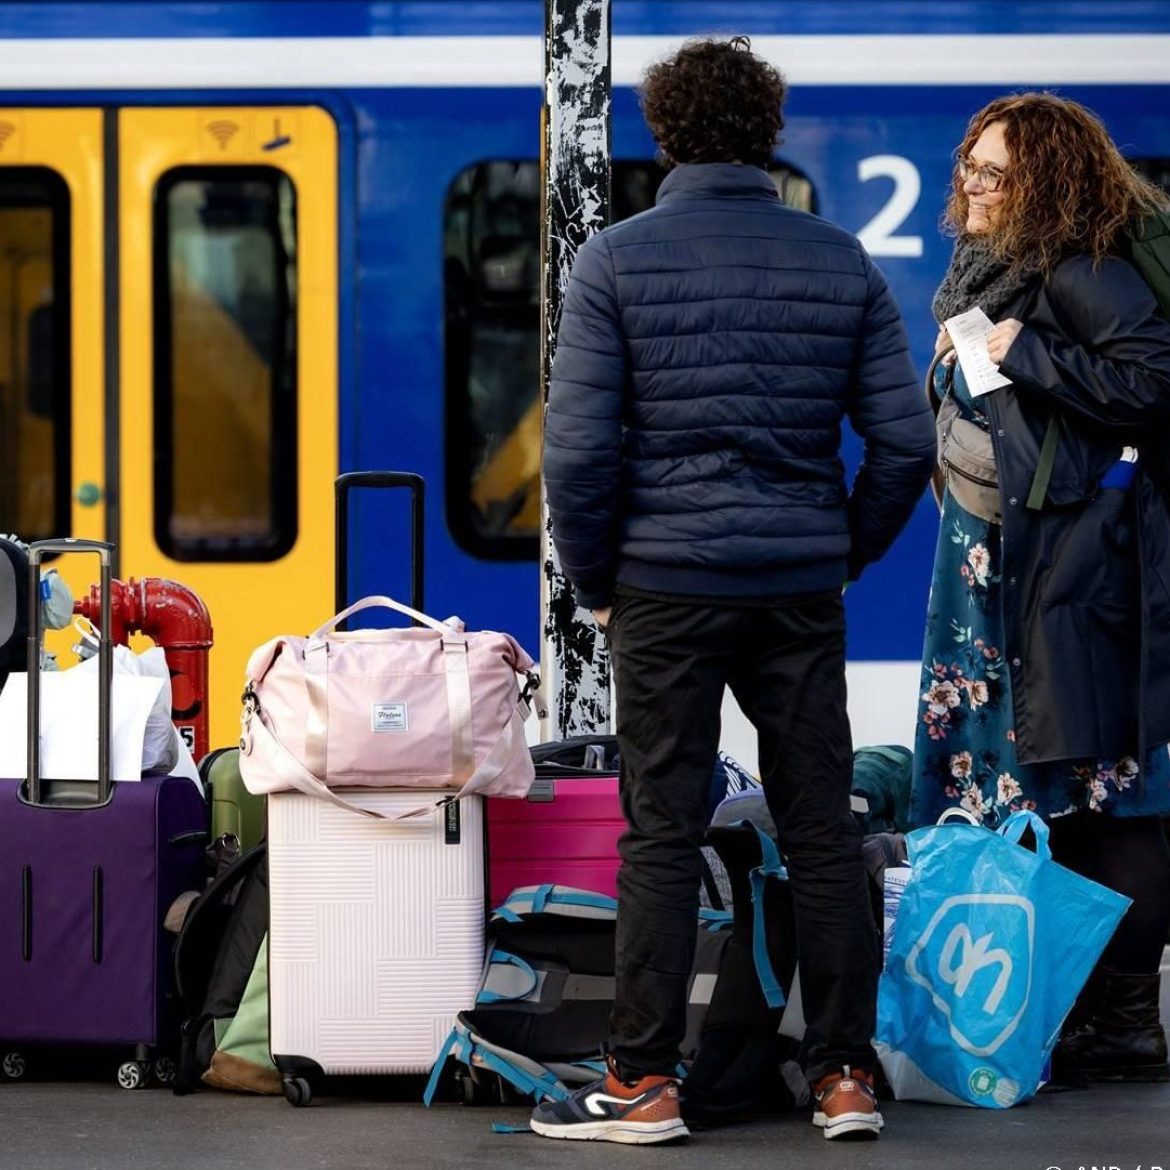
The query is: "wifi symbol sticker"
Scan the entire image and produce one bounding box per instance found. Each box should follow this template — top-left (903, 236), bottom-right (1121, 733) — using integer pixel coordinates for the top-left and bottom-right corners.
top-left (206, 119), bottom-right (241, 151)
top-left (0, 121), bottom-right (18, 153)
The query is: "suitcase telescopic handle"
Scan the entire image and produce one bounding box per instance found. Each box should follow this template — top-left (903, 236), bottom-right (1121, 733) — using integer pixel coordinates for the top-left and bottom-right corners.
top-left (26, 539), bottom-right (114, 805)
top-left (334, 472), bottom-right (425, 618)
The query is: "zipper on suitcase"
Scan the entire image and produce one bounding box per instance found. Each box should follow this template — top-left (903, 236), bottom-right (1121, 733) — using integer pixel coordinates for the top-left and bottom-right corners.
top-left (21, 865), bottom-right (31, 961)
top-left (92, 866), bottom-right (103, 963)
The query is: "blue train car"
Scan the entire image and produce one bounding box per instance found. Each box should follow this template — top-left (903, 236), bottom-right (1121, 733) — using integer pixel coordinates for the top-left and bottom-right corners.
top-left (1, 1), bottom-right (1168, 746)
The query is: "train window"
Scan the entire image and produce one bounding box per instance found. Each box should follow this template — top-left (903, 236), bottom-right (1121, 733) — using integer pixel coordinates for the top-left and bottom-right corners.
top-left (154, 166), bottom-right (297, 562)
top-left (444, 159), bottom-right (817, 560)
top-left (0, 167), bottom-right (71, 543)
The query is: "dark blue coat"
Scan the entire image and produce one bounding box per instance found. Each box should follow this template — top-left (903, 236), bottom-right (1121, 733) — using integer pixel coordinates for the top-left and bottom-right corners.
top-left (992, 254), bottom-right (1170, 762)
top-left (543, 163), bottom-right (936, 610)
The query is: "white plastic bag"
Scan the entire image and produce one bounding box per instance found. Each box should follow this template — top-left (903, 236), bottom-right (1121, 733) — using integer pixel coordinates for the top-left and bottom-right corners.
top-left (76, 642), bottom-right (178, 775)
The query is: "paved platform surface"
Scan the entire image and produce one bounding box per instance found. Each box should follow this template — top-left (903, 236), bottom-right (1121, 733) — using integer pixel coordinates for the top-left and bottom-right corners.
top-left (0, 1081), bottom-right (1165, 1170)
top-left (4, 1071), bottom-right (1168, 1170)
top-left (6, 970), bottom-right (1170, 1170)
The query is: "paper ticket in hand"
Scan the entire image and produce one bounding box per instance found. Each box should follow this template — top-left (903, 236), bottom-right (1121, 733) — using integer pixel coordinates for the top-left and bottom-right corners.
top-left (943, 306), bottom-right (1013, 397)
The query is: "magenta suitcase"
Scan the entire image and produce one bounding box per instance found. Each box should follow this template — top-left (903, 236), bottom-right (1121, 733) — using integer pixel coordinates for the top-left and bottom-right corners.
top-left (487, 737), bottom-right (623, 906)
top-left (488, 775), bottom-right (624, 905)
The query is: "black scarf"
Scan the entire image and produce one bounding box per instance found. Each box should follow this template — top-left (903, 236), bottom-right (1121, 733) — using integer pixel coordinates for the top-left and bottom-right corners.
top-left (931, 236), bottom-right (1040, 324)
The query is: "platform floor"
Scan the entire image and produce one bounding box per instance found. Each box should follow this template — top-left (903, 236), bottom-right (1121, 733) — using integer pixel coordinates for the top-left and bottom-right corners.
top-left (5, 966), bottom-right (1170, 1170)
top-left (3, 1077), bottom-right (1168, 1170)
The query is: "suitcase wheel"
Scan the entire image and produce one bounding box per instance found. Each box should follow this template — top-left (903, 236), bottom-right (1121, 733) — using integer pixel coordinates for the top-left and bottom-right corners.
top-left (152, 1058), bottom-right (176, 1087)
top-left (455, 1070), bottom-right (492, 1107)
top-left (1, 1051), bottom-right (26, 1082)
top-left (283, 1075), bottom-right (313, 1107)
top-left (116, 1061), bottom-right (150, 1090)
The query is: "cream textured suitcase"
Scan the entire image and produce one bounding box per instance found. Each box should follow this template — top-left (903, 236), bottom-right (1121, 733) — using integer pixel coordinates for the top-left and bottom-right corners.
top-left (267, 788), bottom-right (485, 1105)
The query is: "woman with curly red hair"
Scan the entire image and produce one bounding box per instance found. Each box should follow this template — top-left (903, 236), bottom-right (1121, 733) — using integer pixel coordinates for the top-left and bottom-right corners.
top-left (913, 92), bottom-right (1170, 1084)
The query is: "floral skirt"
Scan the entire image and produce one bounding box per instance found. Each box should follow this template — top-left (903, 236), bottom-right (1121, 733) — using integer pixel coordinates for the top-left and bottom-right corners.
top-left (910, 490), bottom-right (1170, 828)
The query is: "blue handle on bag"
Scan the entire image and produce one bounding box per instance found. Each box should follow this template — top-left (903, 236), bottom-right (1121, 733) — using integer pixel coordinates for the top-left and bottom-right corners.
top-left (998, 809), bottom-right (1051, 860)
top-left (732, 820), bottom-right (788, 1010)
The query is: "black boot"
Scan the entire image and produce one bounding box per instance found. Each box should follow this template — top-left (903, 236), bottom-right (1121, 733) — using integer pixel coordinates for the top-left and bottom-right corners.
top-left (1052, 969), bottom-right (1169, 1084)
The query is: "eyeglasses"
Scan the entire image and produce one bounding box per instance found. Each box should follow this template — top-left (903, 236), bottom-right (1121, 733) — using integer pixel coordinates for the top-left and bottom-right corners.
top-left (956, 157), bottom-right (1006, 192)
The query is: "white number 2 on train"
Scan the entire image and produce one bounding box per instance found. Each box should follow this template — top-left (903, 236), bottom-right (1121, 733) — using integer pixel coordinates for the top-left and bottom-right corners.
top-left (856, 155), bottom-right (924, 258)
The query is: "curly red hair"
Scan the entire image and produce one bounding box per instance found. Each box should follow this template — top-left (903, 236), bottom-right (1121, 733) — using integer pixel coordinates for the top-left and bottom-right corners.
top-left (946, 92), bottom-right (1168, 272)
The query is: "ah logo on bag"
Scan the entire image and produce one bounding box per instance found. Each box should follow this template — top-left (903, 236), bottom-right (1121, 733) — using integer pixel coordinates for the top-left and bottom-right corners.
top-left (905, 894), bottom-right (1034, 1058)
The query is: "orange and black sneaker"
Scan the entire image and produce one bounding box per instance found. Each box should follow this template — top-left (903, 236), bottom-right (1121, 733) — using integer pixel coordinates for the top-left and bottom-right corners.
top-left (812, 1066), bottom-right (883, 1140)
top-left (529, 1056), bottom-right (688, 1145)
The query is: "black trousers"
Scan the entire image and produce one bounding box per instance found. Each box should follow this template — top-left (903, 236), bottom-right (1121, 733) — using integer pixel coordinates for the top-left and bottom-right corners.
top-left (605, 591), bottom-right (879, 1083)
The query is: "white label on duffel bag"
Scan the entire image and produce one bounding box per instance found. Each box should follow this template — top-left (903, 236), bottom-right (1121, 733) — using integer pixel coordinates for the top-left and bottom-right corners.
top-left (372, 702), bottom-right (409, 732)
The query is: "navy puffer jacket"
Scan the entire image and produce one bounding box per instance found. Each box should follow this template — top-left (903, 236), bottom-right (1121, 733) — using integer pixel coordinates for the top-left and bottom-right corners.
top-left (544, 163), bottom-right (936, 609)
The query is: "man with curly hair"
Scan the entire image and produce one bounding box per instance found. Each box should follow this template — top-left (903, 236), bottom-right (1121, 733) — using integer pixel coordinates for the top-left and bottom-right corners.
top-left (537, 37), bottom-right (935, 1144)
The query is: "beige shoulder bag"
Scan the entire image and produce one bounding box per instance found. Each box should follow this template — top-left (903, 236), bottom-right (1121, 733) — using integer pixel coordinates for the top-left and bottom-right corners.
top-left (927, 347), bottom-right (1002, 524)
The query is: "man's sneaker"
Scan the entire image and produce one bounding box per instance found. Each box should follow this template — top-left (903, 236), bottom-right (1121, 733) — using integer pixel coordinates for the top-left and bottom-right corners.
top-left (529, 1058), bottom-right (688, 1145)
top-left (811, 1066), bottom-right (883, 1140)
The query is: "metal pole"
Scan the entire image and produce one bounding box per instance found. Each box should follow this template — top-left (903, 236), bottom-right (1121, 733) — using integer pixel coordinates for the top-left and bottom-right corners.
top-left (539, 0), bottom-right (613, 739)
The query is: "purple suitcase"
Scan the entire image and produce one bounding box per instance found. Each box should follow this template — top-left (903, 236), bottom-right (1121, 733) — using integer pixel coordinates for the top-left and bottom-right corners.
top-left (0, 539), bottom-right (206, 1084)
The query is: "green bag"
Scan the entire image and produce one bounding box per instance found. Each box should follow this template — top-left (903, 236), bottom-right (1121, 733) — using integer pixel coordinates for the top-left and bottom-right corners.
top-left (200, 746), bottom-right (266, 853)
top-left (851, 745), bottom-right (913, 834)
top-left (203, 937), bottom-right (278, 1095)
top-left (1127, 208), bottom-right (1170, 313)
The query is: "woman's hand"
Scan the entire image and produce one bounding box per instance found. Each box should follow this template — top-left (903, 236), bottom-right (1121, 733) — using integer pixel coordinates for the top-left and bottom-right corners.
top-left (935, 325), bottom-right (957, 366)
top-left (987, 318), bottom-right (1024, 365)
top-left (593, 607), bottom-right (612, 630)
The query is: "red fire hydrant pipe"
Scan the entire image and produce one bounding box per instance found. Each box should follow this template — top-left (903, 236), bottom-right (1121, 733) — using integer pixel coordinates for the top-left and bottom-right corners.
top-left (74, 578), bottom-right (214, 764)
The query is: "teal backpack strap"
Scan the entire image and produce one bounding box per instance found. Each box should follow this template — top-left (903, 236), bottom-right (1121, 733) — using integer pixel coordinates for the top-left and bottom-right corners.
top-left (477, 950), bottom-right (540, 1004)
top-left (1027, 415), bottom-right (1061, 511)
top-left (736, 821), bottom-right (788, 1010)
top-left (423, 1020), bottom-right (572, 1107)
top-left (473, 1048), bottom-right (570, 1102)
top-left (423, 1025), bottom-right (471, 1106)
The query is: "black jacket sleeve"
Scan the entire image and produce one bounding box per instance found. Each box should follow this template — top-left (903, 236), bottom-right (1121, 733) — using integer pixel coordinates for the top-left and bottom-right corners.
top-left (998, 255), bottom-right (1170, 432)
top-left (845, 255), bottom-right (937, 580)
top-left (542, 235), bottom-right (626, 610)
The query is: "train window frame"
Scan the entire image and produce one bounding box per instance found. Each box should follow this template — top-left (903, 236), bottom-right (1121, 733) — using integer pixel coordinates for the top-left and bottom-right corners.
top-left (443, 157), bottom-right (817, 563)
top-left (0, 166), bottom-right (72, 544)
top-left (152, 164), bottom-right (298, 564)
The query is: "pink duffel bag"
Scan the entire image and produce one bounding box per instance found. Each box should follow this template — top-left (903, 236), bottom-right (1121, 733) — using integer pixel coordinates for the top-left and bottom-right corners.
top-left (238, 595), bottom-right (541, 818)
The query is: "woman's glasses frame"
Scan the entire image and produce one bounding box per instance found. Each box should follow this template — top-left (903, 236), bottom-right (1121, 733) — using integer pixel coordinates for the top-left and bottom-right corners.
top-left (956, 157), bottom-right (1007, 192)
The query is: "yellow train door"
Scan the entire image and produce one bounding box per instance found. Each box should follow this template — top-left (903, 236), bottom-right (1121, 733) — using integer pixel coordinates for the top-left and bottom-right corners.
top-left (118, 107), bottom-right (338, 749)
top-left (0, 108), bottom-right (105, 659)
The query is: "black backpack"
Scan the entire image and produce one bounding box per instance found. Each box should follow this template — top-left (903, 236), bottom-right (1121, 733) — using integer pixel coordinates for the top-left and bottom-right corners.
top-left (685, 794), bottom-right (909, 1125)
top-left (425, 885), bottom-right (735, 1107)
top-left (172, 844), bottom-right (278, 1095)
top-left (683, 823), bottom-right (808, 1125)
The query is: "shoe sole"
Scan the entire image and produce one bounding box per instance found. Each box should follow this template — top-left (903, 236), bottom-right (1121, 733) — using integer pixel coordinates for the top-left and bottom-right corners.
top-left (813, 1110), bottom-right (884, 1140)
top-left (530, 1117), bottom-right (690, 1145)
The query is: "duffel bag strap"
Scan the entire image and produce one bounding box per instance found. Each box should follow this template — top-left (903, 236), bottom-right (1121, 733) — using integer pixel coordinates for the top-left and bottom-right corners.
top-left (442, 637), bottom-right (477, 783)
top-left (242, 696), bottom-right (435, 822)
top-left (309, 594), bottom-right (452, 640)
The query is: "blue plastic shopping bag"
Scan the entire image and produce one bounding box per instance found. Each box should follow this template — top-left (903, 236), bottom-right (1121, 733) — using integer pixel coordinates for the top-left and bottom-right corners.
top-left (875, 810), bottom-right (1130, 1108)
